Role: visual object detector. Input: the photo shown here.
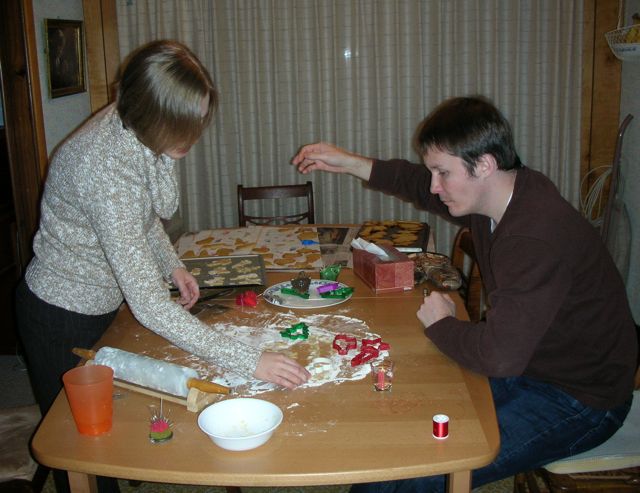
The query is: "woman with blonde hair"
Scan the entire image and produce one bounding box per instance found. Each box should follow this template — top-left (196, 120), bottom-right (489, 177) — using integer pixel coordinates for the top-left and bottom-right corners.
top-left (16, 41), bottom-right (309, 492)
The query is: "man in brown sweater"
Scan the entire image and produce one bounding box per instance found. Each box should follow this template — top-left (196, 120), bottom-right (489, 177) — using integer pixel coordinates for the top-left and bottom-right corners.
top-left (293, 96), bottom-right (637, 493)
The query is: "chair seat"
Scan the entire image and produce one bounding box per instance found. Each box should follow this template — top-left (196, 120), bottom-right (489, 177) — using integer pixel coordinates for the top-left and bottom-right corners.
top-left (544, 391), bottom-right (640, 474)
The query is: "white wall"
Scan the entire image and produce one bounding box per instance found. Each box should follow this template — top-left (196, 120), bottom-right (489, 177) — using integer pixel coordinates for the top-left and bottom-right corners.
top-left (32, 0), bottom-right (92, 157)
top-left (620, 0), bottom-right (640, 323)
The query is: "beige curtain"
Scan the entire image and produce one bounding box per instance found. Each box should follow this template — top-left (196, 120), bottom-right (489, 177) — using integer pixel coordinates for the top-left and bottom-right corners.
top-left (116, 0), bottom-right (583, 254)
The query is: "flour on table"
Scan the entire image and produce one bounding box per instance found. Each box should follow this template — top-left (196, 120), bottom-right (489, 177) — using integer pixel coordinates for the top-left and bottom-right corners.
top-left (178, 310), bottom-right (386, 396)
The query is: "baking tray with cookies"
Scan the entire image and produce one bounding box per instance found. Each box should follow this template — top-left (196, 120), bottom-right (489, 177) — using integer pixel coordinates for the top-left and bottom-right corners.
top-left (180, 255), bottom-right (267, 288)
top-left (356, 220), bottom-right (430, 253)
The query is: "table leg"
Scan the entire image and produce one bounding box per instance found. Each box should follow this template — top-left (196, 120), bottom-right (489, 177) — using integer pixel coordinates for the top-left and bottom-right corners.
top-left (448, 470), bottom-right (472, 493)
top-left (67, 471), bottom-right (98, 493)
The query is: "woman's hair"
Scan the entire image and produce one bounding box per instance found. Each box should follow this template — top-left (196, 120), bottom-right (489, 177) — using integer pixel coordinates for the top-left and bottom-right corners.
top-left (116, 40), bottom-right (217, 155)
top-left (414, 96), bottom-right (522, 175)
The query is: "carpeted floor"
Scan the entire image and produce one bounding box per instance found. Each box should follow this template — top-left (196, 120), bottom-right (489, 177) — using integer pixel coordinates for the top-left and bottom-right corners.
top-left (1, 355), bottom-right (515, 493)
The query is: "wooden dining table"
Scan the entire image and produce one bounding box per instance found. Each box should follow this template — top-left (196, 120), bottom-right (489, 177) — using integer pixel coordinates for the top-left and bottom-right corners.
top-left (31, 239), bottom-right (499, 493)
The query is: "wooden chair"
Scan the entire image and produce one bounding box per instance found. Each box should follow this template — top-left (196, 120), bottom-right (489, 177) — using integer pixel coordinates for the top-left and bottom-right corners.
top-left (451, 227), bottom-right (484, 322)
top-left (237, 181), bottom-right (315, 227)
top-left (513, 115), bottom-right (640, 493)
top-left (514, 343), bottom-right (640, 493)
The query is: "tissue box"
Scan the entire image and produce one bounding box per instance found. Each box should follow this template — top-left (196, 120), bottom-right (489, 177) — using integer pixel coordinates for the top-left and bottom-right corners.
top-left (352, 245), bottom-right (415, 293)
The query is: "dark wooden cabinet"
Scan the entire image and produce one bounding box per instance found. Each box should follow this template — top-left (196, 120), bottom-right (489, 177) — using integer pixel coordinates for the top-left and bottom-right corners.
top-left (0, 127), bottom-right (20, 354)
top-left (1, 0), bottom-right (48, 355)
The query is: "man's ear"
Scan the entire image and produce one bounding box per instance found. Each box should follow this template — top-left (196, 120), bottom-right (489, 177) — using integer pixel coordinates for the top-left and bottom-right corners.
top-left (476, 153), bottom-right (498, 178)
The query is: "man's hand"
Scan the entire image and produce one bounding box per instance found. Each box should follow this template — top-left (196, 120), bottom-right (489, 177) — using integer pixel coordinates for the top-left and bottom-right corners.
top-left (291, 142), bottom-right (373, 180)
top-left (417, 291), bottom-right (456, 328)
top-left (172, 267), bottom-right (200, 310)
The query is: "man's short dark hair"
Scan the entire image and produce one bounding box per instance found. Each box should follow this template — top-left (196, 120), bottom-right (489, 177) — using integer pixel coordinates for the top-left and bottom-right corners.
top-left (415, 96), bottom-right (523, 175)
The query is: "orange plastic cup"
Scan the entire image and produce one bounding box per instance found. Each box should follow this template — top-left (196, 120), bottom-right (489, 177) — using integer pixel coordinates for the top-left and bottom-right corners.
top-left (63, 364), bottom-right (114, 436)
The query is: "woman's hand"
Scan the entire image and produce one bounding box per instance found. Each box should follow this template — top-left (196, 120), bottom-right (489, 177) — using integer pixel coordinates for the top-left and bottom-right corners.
top-left (291, 142), bottom-right (373, 180)
top-left (254, 352), bottom-right (311, 389)
top-left (172, 267), bottom-right (200, 310)
top-left (417, 291), bottom-right (456, 328)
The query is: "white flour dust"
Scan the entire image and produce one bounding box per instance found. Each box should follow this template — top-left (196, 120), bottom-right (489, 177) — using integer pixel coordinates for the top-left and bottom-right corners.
top-left (180, 310), bottom-right (386, 396)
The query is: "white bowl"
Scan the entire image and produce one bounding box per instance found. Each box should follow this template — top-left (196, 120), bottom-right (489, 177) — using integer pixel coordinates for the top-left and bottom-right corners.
top-left (197, 398), bottom-right (283, 451)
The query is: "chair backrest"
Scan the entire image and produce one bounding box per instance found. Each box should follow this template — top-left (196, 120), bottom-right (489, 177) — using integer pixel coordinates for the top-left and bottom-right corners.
top-left (451, 227), bottom-right (484, 322)
top-left (237, 181), bottom-right (315, 227)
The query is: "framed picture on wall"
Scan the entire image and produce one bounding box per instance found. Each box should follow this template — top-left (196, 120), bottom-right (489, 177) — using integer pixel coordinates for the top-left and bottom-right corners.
top-left (45, 19), bottom-right (86, 98)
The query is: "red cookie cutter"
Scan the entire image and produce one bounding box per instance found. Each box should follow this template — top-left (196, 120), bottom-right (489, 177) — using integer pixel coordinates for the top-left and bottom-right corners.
top-left (332, 335), bottom-right (391, 365)
top-left (332, 334), bottom-right (357, 355)
top-left (350, 345), bottom-right (379, 366)
top-left (350, 337), bottom-right (391, 366)
top-left (362, 338), bottom-right (390, 352)
top-left (235, 290), bottom-right (258, 307)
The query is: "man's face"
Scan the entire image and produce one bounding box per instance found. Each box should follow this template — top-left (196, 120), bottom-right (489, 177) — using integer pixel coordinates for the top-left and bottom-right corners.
top-left (423, 148), bottom-right (481, 216)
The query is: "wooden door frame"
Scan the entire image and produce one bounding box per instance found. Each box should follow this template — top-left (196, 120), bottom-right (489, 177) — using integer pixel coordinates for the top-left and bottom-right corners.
top-left (82, 0), bottom-right (120, 112)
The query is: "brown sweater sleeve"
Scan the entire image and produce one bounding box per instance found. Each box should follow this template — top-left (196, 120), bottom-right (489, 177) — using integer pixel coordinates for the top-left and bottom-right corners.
top-left (369, 159), bottom-right (452, 217)
top-left (425, 234), bottom-right (571, 378)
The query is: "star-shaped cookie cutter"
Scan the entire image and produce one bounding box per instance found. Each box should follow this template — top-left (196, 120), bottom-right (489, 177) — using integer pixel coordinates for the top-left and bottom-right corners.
top-left (280, 322), bottom-right (310, 340)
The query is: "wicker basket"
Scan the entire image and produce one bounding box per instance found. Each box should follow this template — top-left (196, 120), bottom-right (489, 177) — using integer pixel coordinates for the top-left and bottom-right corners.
top-left (605, 24), bottom-right (640, 61)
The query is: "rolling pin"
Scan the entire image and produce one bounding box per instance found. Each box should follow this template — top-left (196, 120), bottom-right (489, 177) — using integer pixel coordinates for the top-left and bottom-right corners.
top-left (72, 346), bottom-right (231, 397)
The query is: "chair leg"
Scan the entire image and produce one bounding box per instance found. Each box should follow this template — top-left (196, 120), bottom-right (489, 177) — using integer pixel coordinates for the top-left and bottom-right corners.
top-left (513, 470), bottom-right (545, 493)
top-left (30, 466), bottom-right (49, 493)
top-left (514, 472), bottom-right (528, 493)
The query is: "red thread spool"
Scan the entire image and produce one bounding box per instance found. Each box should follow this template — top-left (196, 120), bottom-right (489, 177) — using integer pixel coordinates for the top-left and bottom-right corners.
top-left (432, 414), bottom-right (449, 439)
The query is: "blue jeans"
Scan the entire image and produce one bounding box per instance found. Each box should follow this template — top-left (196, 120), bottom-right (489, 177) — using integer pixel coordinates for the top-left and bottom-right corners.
top-left (350, 376), bottom-right (632, 493)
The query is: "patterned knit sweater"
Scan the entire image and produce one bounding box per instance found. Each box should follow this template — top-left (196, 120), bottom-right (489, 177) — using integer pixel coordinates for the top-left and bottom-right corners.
top-left (25, 104), bottom-right (262, 378)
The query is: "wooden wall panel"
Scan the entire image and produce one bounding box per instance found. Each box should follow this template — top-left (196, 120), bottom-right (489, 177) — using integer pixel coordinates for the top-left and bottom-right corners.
top-left (101, 0), bottom-right (121, 97)
top-left (581, 0), bottom-right (622, 191)
top-left (83, 0), bottom-right (120, 112)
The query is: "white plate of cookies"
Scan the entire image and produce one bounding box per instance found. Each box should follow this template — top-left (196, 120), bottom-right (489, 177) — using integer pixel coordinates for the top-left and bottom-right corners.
top-left (262, 280), bottom-right (353, 309)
